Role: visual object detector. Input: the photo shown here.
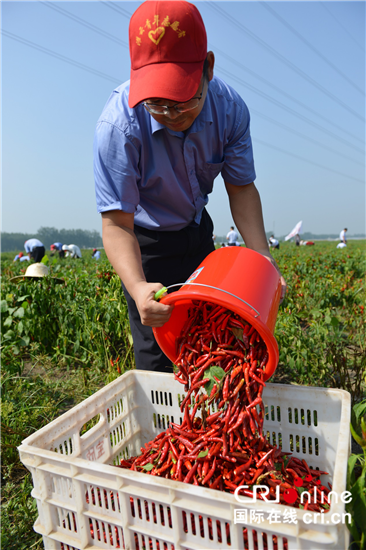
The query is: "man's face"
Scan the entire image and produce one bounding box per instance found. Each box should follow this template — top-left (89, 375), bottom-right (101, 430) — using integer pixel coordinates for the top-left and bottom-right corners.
top-left (143, 51), bottom-right (215, 133)
top-left (145, 75), bottom-right (208, 132)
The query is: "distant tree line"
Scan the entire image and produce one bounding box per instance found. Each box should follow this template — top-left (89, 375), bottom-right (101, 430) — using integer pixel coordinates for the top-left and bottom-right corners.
top-left (1, 227), bottom-right (103, 252)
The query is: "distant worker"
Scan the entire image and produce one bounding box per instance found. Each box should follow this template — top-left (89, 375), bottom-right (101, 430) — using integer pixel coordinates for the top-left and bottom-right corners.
top-left (226, 226), bottom-right (239, 246)
top-left (24, 238), bottom-right (45, 262)
top-left (62, 244), bottom-right (82, 258)
top-left (50, 242), bottom-right (65, 258)
top-left (92, 248), bottom-right (101, 260)
top-left (295, 234), bottom-right (300, 246)
top-left (13, 252), bottom-right (29, 262)
top-left (268, 235), bottom-right (280, 250)
top-left (339, 228), bottom-right (347, 245)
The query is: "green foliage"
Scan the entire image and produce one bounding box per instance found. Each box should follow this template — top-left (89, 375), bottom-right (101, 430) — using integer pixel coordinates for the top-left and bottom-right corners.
top-left (0, 240), bottom-right (365, 549)
top-left (346, 399), bottom-right (366, 549)
top-left (1, 251), bottom-right (133, 381)
top-left (271, 241), bottom-right (365, 401)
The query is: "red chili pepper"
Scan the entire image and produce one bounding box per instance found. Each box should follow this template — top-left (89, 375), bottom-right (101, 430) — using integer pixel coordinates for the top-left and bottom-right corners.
top-left (232, 378), bottom-right (245, 398)
top-left (223, 375), bottom-right (230, 402)
top-left (246, 396), bottom-right (262, 409)
top-left (210, 474), bottom-right (222, 489)
top-left (183, 461), bottom-right (198, 484)
top-left (202, 457), bottom-right (216, 485)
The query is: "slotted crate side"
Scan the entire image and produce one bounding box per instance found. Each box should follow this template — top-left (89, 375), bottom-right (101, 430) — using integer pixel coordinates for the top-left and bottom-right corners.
top-left (19, 372), bottom-right (351, 550)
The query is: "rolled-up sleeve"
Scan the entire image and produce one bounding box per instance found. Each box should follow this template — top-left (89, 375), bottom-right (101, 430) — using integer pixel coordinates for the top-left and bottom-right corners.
top-left (93, 121), bottom-right (140, 214)
top-left (221, 101), bottom-right (256, 186)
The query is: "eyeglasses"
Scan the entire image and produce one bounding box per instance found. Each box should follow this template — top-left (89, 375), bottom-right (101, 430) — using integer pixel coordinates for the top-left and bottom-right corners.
top-left (143, 90), bottom-right (203, 115)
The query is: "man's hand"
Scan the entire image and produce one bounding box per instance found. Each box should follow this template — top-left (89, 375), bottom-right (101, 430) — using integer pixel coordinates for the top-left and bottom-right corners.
top-left (261, 253), bottom-right (287, 303)
top-left (133, 282), bottom-right (174, 327)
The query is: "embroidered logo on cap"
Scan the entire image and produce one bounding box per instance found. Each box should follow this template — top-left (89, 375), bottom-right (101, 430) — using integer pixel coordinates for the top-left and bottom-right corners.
top-left (136, 15), bottom-right (186, 46)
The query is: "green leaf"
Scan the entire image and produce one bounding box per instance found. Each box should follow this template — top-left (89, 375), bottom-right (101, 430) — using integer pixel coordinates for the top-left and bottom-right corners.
top-left (347, 454), bottom-right (361, 489)
top-left (351, 423), bottom-right (364, 448)
top-left (353, 400), bottom-right (366, 426)
top-left (13, 307), bottom-right (25, 319)
top-left (3, 329), bottom-right (15, 340)
top-left (0, 300), bottom-right (8, 313)
top-left (13, 345), bottom-right (20, 355)
top-left (350, 468), bottom-right (366, 533)
top-left (275, 463), bottom-right (282, 471)
top-left (330, 316), bottom-right (339, 328)
top-left (19, 336), bottom-right (30, 347)
top-left (41, 255), bottom-right (49, 265)
top-left (231, 327), bottom-right (244, 342)
top-left (142, 463), bottom-right (154, 471)
top-left (21, 301), bottom-right (28, 310)
top-left (17, 321), bottom-right (24, 335)
top-left (3, 317), bottom-right (12, 328)
top-left (203, 366), bottom-right (225, 396)
top-left (16, 295), bottom-right (30, 302)
top-left (310, 308), bottom-right (321, 318)
top-left (198, 449), bottom-right (209, 458)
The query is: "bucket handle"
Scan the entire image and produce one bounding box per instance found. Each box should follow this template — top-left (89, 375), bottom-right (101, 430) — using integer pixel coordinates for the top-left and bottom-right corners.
top-left (158, 282), bottom-right (260, 318)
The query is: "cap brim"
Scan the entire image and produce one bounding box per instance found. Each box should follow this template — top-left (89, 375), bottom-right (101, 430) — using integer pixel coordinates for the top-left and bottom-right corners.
top-left (128, 60), bottom-right (204, 108)
top-left (9, 275), bottom-right (65, 284)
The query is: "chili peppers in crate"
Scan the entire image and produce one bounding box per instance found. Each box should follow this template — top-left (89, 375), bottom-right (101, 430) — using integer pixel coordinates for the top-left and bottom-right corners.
top-left (19, 367), bottom-right (351, 550)
top-left (118, 301), bottom-right (331, 512)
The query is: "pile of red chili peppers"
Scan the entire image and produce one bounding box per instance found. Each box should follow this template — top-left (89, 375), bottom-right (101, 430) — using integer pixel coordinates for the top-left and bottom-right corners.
top-left (118, 301), bottom-right (331, 511)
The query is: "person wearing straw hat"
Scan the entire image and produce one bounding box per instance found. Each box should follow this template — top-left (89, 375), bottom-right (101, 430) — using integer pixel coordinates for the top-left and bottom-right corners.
top-left (10, 263), bottom-right (64, 284)
top-left (94, 0), bottom-right (286, 372)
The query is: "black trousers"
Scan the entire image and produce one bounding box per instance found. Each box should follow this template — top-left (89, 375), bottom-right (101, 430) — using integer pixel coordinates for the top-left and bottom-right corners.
top-left (122, 209), bottom-right (215, 372)
top-left (31, 246), bottom-right (45, 263)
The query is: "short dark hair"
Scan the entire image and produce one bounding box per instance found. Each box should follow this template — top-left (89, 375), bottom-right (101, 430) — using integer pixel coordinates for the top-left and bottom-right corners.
top-left (203, 57), bottom-right (209, 80)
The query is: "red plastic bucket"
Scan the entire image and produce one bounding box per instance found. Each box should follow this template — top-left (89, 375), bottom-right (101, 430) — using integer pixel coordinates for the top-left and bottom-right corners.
top-left (153, 247), bottom-right (281, 380)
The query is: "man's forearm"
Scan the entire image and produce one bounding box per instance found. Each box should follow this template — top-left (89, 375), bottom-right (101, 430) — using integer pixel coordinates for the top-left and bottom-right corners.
top-left (102, 219), bottom-right (146, 299)
top-left (225, 182), bottom-right (270, 256)
top-left (101, 211), bottom-right (173, 326)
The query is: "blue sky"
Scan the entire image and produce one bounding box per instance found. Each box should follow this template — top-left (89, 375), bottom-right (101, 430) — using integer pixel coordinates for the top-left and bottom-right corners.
top-left (2, 1), bottom-right (365, 239)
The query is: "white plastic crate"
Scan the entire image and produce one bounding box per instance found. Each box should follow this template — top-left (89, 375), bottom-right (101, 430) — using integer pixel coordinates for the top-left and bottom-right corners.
top-left (19, 371), bottom-right (351, 550)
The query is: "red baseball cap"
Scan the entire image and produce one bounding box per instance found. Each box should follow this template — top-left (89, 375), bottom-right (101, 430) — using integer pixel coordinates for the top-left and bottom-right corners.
top-left (128, 0), bottom-right (207, 108)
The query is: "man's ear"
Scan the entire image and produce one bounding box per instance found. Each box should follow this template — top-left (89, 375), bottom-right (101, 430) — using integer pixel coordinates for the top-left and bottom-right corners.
top-left (207, 51), bottom-right (215, 82)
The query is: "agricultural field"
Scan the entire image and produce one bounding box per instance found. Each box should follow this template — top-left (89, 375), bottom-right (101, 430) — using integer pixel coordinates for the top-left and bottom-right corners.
top-left (1, 241), bottom-right (365, 550)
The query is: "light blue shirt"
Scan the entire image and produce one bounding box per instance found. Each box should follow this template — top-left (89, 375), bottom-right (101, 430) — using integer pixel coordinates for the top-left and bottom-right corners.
top-left (52, 242), bottom-right (63, 250)
top-left (24, 238), bottom-right (44, 253)
top-left (94, 76), bottom-right (256, 231)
